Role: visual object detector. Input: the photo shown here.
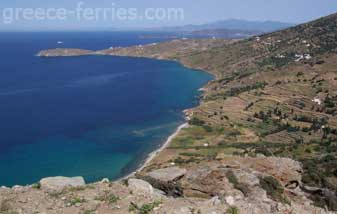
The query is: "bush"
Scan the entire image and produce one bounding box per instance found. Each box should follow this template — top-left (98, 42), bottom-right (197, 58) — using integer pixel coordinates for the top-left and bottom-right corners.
top-left (226, 170), bottom-right (238, 184)
top-left (235, 183), bottom-right (251, 197)
top-left (226, 207), bottom-right (239, 214)
top-left (259, 176), bottom-right (290, 204)
top-left (68, 197), bottom-right (86, 206)
top-left (31, 182), bottom-right (41, 189)
top-left (203, 125), bottom-right (213, 132)
top-left (189, 117), bottom-right (205, 126)
top-left (95, 193), bottom-right (120, 204)
top-left (226, 170), bottom-right (250, 197)
top-left (129, 200), bottom-right (162, 214)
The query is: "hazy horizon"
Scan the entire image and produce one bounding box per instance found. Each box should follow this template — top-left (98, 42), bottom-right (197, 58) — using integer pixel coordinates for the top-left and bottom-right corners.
top-left (0, 0), bottom-right (336, 31)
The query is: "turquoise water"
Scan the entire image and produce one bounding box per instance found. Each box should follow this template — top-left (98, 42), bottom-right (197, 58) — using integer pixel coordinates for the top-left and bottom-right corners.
top-left (0, 32), bottom-right (212, 186)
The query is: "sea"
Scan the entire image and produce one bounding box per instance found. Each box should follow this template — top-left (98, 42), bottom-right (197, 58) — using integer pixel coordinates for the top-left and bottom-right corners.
top-left (0, 32), bottom-right (212, 187)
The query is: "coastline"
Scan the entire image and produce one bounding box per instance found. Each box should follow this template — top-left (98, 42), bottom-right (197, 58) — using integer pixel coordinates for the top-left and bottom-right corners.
top-left (3, 14), bottom-right (337, 213)
top-left (1, 49), bottom-right (209, 187)
top-left (120, 122), bottom-right (189, 180)
top-left (32, 44), bottom-right (213, 186)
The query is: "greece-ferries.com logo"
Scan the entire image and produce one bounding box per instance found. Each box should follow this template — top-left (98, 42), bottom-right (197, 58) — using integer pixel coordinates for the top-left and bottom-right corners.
top-left (1, 2), bottom-right (185, 24)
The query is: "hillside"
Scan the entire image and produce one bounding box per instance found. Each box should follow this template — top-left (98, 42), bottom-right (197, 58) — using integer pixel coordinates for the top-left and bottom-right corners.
top-left (13, 13), bottom-right (337, 213)
top-left (135, 13), bottom-right (337, 210)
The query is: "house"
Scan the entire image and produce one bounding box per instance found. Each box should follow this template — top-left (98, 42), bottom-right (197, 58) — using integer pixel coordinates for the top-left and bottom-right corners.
top-left (312, 98), bottom-right (322, 105)
top-left (304, 54), bottom-right (312, 60)
top-left (276, 54), bottom-right (286, 58)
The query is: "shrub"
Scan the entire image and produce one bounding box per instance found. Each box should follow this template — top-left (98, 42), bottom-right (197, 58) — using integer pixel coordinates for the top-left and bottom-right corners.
top-left (259, 176), bottom-right (290, 204)
top-left (31, 182), bottom-right (41, 189)
top-left (226, 170), bottom-right (250, 197)
top-left (226, 170), bottom-right (238, 184)
top-left (189, 117), bottom-right (205, 126)
top-left (95, 192), bottom-right (120, 204)
top-left (129, 200), bottom-right (162, 214)
top-left (235, 183), bottom-right (251, 197)
top-left (203, 125), bottom-right (213, 132)
top-left (84, 210), bottom-right (95, 214)
top-left (68, 197), bottom-right (86, 206)
top-left (296, 72), bottom-right (304, 77)
top-left (226, 207), bottom-right (239, 214)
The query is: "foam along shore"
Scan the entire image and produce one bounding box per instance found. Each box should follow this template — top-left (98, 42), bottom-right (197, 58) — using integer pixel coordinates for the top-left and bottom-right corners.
top-left (121, 122), bottom-right (189, 180)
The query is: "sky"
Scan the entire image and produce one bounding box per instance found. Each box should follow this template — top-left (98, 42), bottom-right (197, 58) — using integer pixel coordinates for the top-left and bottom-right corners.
top-left (0, 0), bottom-right (336, 31)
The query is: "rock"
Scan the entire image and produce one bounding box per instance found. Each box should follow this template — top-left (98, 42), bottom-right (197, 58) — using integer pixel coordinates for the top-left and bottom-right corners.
top-left (40, 176), bottom-right (85, 191)
top-left (233, 170), bottom-right (260, 186)
top-left (153, 188), bottom-right (166, 196)
top-left (208, 196), bottom-right (222, 206)
top-left (180, 166), bottom-right (234, 198)
top-left (174, 207), bottom-right (191, 214)
top-left (225, 196), bottom-right (235, 206)
top-left (0, 186), bottom-right (10, 191)
top-left (12, 185), bottom-right (26, 193)
top-left (140, 167), bottom-right (187, 197)
top-left (128, 178), bottom-right (154, 195)
top-left (285, 180), bottom-right (300, 189)
top-left (256, 153), bottom-right (266, 158)
top-left (146, 167), bottom-right (186, 182)
top-left (100, 178), bottom-right (110, 183)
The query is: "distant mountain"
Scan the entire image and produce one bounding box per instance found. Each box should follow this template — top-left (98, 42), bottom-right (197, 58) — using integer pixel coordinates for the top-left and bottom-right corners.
top-left (152, 19), bottom-right (295, 33)
top-left (189, 28), bottom-right (262, 39)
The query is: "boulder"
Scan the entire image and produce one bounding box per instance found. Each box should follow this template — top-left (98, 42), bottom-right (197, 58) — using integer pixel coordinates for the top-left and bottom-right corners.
top-left (140, 167), bottom-right (187, 197)
top-left (40, 176), bottom-right (85, 191)
top-left (146, 167), bottom-right (186, 182)
top-left (100, 178), bottom-right (110, 184)
top-left (128, 178), bottom-right (154, 195)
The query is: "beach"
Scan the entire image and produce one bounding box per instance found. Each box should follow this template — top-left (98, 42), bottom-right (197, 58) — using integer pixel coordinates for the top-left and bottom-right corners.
top-left (121, 122), bottom-right (189, 179)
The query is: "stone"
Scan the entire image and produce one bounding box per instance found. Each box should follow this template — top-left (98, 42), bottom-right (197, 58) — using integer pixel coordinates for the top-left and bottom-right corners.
top-left (146, 167), bottom-right (186, 182)
top-left (100, 178), bottom-right (110, 183)
top-left (153, 188), bottom-right (166, 196)
top-left (138, 167), bottom-right (187, 197)
top-left (225, 196), bottom-right (235, 206)
top-left (233, 170), bottom-right (259, 186)
top-left (209, 196), bottom-right (222, 206)
top-left (40, 176), bottom-right (85, 191)
top-left (128, 178), bottom-right (154, 195)
top-left (140, 167), bottom-right (187, 197)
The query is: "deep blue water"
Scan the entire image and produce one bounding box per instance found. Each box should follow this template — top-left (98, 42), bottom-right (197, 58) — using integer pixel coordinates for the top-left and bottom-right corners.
top-left (0, 32), bottom-right (212, 187)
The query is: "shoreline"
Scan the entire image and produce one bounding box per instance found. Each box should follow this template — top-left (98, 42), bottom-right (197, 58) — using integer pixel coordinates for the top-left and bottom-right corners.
top-left (120, 122), bottom-right (189, 180)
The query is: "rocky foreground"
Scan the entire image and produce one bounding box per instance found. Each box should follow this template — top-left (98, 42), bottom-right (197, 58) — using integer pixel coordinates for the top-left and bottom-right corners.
top-left (9, 13), bottom-right (337, 214)
top-left (0, 157), bottom-right (332, 214)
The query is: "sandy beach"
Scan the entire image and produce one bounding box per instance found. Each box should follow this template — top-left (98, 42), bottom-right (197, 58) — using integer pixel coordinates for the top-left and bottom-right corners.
top-left (121, 122), bottom-right (189, 179)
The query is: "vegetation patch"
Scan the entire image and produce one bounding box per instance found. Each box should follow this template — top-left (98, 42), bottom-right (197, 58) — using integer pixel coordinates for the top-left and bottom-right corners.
top-left (189, 117), bottom-right (206, 126)
top-left (226, 170), bottom-right (251, 197)
top-left (67, 197), bottom-right (86, 206)
top-left (31, 182), bottom-right (41, 189)
top-left (95, 191), bottom-right (120, 205)
top-left (259, 176), bottom-right (290, 204)
top-left (226, 207), bottom-right (239, 214)
top-left (129, 200), bottom-right (162, 214)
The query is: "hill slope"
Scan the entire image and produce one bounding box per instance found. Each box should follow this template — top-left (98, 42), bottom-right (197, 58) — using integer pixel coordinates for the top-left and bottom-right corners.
top-left (99, 12), bottom-right (337, 211)
top-left (29, 12), bottom-right (337, 213)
